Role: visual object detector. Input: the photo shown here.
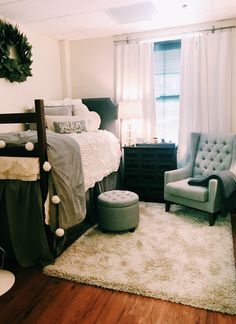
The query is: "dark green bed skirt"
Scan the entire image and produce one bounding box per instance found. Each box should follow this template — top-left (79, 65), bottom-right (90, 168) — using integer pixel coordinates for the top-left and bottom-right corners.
top-left (0, 172), bottom-right (119, 268)
top-left (0, 180), bottom-right (54, 267)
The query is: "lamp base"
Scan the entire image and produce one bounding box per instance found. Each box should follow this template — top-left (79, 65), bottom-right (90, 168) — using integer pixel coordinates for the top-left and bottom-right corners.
top-left (0, 269), bottom-right (15, 296)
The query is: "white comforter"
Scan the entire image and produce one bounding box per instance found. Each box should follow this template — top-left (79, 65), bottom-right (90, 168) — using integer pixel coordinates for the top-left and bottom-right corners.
top-left (68, 130), bottom-right (121, 191)
top-left (0, 130), bottom-right (121, 191)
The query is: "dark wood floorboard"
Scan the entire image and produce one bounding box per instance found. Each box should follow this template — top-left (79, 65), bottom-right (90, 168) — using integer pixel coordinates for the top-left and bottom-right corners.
top-left (0, 214), bottom-right (235, 324)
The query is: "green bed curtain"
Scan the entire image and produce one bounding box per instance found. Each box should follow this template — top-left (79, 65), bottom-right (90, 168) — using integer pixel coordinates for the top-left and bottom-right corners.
top-left (0, 180), bottom-right (54, 267)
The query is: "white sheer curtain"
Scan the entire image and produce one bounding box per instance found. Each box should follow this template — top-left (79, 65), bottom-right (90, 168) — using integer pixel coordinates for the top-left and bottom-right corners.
top-left (178, 29), bottom-right (235, 164)
top-left (115, 42), bottom-right (156, 144)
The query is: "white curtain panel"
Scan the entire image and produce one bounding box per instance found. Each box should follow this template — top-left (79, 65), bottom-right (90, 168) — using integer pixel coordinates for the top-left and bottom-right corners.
top-left (115, 42), bottom-right (156, 143)
top-left (178, 29), bottom-right (235, 164)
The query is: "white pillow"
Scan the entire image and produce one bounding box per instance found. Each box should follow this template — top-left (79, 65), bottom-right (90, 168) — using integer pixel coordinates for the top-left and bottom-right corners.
top-left (45, 111), bottom-right (101, 132)
top-left (86, 111), bottom-right (101, 131)
top-left (63, 97), bottom-right (73, 105)
top-left (44, 99), bottom-right (64, 106)
top-left (45, 115), bottom-right (88, 132)
top-left (72, 103), bottom-right (90, 116)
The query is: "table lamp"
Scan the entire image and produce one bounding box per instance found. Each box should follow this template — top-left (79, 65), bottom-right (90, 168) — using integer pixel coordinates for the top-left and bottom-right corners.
top-left (118, 100), bottom-right (142, 147)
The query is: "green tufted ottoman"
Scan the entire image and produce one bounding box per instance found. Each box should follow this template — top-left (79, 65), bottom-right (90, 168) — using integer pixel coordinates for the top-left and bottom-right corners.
top-left (97, 190), bottom-right (139, 232)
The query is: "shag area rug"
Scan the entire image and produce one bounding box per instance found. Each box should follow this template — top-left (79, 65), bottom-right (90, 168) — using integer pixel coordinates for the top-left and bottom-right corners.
top-left (44, 202), bottom-right (236, 315)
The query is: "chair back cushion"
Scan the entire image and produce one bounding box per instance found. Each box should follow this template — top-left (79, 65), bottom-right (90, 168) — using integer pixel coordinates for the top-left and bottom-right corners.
top-left (193, 133), bottom-right (234, 177)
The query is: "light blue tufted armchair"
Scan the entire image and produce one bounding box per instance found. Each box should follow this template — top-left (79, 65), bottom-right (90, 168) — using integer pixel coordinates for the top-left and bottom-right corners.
top-left (164, 132), bottom-right (236, 225)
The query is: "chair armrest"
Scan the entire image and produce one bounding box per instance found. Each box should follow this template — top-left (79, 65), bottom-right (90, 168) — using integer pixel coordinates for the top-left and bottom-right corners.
top-left (208, 179), bottom-right (219, 200)
top-left (165, 165), bottom-right (192, 184)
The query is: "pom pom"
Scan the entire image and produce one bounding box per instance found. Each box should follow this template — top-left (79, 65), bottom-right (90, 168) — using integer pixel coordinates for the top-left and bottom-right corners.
top-left (25, 142), bottom-right (34, 151)
top-left (55, 228), bottom-right (64, 237)
top-left (51, 195), bottom-right (60, 204)
top-left (0, 140), bottom-right (6, 148)
top-left (25, 104), bottom-right (33, 112)
top-left (43, 161), bottom-right (51, 172)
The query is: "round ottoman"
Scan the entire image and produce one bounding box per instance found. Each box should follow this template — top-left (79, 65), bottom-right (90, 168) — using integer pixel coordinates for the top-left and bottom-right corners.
top-left (97, 190), bottom-right (139, 232)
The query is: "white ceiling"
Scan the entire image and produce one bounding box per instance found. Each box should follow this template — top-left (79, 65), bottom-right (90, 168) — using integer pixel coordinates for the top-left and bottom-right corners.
top-left (0, 0), bottom-right (236, 40)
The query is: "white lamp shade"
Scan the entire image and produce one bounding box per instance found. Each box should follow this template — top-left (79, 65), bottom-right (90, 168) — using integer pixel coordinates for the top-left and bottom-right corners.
top-left (118, 100), bottom-right (142, 119)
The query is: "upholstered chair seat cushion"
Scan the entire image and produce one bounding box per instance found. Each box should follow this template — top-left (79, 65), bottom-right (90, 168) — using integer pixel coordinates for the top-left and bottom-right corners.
top-left (166, 178), bottom-right (208, 202)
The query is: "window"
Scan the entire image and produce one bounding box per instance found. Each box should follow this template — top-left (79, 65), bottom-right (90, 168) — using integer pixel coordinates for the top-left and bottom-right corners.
top-left (154, 40), bottom-right (181, 144)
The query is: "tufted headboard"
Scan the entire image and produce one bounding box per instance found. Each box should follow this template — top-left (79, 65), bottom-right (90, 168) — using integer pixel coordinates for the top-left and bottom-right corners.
top-left (192, 132), bottom-right (236, 177)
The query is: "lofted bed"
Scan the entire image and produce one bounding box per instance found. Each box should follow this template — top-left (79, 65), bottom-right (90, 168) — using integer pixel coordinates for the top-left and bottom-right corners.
top-left (0, 98), bottom-right (121, 267)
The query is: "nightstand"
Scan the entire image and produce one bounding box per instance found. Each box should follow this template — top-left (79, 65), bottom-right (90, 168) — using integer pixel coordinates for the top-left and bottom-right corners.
top-left (123, 144), bottom-right (177, 202)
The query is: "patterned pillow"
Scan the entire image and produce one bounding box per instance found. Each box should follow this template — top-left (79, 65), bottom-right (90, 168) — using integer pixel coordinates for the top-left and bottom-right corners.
top-left (53, 120), bottom-right (86, 134)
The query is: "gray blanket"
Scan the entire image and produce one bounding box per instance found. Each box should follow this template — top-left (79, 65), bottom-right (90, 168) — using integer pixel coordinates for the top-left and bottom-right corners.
top-left (188, 170), bottom-right (236, 199)
top-left (0, 131), bottom-right (86, 230)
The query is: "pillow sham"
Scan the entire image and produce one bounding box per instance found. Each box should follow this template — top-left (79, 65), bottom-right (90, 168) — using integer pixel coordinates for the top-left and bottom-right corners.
top-left (44, 105), bottom-right (73, 116)
top-left (44, 99), bottom-right (64, 106)
top-left (27, 105), bottom-right (73, 130)
top-left (54, 120), bottom-right (86, 134)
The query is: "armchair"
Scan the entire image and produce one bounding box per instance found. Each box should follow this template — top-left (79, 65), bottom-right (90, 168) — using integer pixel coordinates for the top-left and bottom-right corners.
top-left (164, 132), bottom-right (236, 225)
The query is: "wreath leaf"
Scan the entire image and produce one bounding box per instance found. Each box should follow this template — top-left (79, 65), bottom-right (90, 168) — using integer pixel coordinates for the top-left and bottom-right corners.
top-left (0, 20), bottom-right (33, 83)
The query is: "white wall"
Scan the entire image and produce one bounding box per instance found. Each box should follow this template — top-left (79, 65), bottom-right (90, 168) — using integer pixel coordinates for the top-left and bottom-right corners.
top-left (0, 22), bottom-right (63, 131)
top-left (70, 37), bottom-right (114, 100)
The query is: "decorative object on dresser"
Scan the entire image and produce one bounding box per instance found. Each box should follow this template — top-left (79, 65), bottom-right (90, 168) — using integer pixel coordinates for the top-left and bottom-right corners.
top-left (123, 144), bottom-right (177, 202)
top-left (43, 202), bottom-right (236, 315)
top-left (118, 100), bottom-right (142, 146)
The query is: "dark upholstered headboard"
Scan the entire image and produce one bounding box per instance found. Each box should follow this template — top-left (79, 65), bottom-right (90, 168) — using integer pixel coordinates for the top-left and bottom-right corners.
top-left (82, 97), bottom-right (118, 137)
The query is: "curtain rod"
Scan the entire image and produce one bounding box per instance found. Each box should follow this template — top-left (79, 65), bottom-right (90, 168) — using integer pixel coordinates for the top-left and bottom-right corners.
top-left (114, 24), bottom-right (236, 44)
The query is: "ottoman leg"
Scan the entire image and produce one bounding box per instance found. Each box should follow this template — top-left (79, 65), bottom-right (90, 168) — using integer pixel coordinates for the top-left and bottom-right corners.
top-left (129, 227), bottom-right (136, 233)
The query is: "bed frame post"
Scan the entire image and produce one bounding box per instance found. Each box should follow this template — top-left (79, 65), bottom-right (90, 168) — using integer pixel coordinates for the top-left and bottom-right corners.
top-left (35, 99), bottom-right (48, 203)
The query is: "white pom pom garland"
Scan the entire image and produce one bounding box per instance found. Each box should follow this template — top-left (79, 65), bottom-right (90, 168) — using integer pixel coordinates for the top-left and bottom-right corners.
top-left (0, 140), bottom-right (6, 148)
top-left (51, 195), bottom-right (60, 204)
top-left (25, 104), bottom-right (33, 112)
top-left (25, 142), bottom-right (34, 151)
top-left (55, 228), bottom-right (65, 237)
top-left (43, 161), bottom-right (51, 172)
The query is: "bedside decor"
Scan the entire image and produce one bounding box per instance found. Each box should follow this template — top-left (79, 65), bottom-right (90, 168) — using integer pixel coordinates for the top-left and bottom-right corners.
top-left (44, 202), bottom-right (236, 315)
top-left (0, 20), bottom-right (33, 82)
top-left (118, 100), bottom-right (142, 146)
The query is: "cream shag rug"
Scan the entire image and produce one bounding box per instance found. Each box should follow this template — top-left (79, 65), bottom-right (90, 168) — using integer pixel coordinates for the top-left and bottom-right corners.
top-left (44, 202), bottom-right (236, 315)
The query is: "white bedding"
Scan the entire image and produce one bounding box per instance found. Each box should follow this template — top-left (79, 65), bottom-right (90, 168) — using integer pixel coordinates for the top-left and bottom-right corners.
top-left (68, 130), bottom-right (121, 191)
top-left (0, 130), bottom-right (121, 191)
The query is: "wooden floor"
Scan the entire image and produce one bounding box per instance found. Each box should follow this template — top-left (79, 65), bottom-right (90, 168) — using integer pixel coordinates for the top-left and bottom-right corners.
top-left (0, 215), bottom-right (236, 324)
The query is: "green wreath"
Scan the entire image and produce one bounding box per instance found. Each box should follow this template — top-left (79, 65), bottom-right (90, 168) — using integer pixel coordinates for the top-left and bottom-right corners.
top-left (0, 21), bottom-right (33, 83)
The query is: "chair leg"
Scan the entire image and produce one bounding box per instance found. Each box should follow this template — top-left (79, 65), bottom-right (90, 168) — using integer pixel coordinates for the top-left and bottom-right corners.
top-left (165, 201), bottom-right (171, 212)
top-left (208, 213), bottom-right (217, 226)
